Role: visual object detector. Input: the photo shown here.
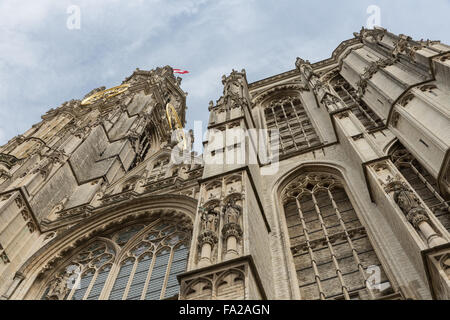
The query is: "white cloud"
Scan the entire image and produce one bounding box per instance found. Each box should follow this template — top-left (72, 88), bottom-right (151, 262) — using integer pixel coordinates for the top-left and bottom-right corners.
top-left (0, 0), bottom-right (449, 145)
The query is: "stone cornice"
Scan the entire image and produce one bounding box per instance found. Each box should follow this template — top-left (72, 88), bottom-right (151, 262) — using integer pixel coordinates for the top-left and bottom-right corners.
top-left (16, 193), bottom-right (198, 277)
top-left (248, 37), bottom-right (360, 91)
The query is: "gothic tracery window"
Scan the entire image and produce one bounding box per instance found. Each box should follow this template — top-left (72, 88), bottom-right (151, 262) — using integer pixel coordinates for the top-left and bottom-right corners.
top-left (329, 74), bottom-right (383, 131)
top-left (264, 95), bottom-right (321, 155)
top-left (390, 142), bottom-right (450, 233)
top-left (42, 241), bottom-right (115, 300)
top-left (281, 172), bottom-right (393, 300)
top-left (41, 220), bottom-right (190, 300)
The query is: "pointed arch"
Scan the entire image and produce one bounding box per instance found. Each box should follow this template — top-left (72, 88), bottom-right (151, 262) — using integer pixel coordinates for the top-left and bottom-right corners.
top-left (36, 218), bottom-right (191, 300)
top-left (37, 237), bottom-right (117, 300)
top-left (277, 164), bottom-right (394, 300)
top-left (13, 194), bottom-right (196, 300)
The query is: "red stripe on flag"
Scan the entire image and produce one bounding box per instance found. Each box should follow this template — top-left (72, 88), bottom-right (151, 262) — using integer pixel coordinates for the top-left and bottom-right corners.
top-left (173, 68), bottom-right (189, 74)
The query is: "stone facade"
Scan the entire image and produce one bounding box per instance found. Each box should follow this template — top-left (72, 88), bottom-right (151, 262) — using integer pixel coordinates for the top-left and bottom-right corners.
top-left (0, 27), bottom-right (449, 300)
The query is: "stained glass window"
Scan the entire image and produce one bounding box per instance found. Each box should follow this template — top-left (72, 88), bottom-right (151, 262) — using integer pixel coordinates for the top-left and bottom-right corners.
top-left (41, 220), bottom-right (190, 300)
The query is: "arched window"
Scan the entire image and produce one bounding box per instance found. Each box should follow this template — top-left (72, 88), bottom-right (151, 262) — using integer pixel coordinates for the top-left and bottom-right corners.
top-left (329, 74), bottom-right (383, 131)
top-left (40, 220), bottom-right (190, 300)
top-left (41, 240), bottom-right (115, 300)
top-left (390, 142), bottom-right (450, 233)
top-left (264, 95), bottom-right (321, 155)
top-left (281, 172), bottom-right (393, 300)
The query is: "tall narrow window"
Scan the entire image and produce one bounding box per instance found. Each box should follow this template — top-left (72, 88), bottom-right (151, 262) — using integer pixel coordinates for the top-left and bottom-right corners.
top-left (264, 95), bottom-right (321, 155)
top-left (390, 142), bottom-right (450, 233)
top-left (330, 74), bottom-right (383, 131)
top-left (281, 172), bottom-right (393, 300)
top-left (40, 220), bottom-right (190, 300)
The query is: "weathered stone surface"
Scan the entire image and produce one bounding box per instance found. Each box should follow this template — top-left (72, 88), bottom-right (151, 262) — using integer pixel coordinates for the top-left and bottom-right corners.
top-left (0, 31), bottom-right (449, 301)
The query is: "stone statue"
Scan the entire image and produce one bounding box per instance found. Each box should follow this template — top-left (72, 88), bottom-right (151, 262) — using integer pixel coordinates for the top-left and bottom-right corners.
top-left (386, 180), bottom-right (429, 228)
top-left (223, 199), bottom-right (241, 224)
top-left (201, 208), bottom-right (219, 232)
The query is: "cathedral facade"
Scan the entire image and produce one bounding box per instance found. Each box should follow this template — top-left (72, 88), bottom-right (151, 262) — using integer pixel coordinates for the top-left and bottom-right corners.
top-left (0, 27), bottom-right (449, 300)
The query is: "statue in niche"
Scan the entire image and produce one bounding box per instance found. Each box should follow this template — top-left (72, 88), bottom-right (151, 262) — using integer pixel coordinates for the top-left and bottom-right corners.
top-left (200, 208), bottom-right (219, 233)
top-left (385, 179), bottom-right (429, 228)
top-left (223, 198), bottom-right (241, 224)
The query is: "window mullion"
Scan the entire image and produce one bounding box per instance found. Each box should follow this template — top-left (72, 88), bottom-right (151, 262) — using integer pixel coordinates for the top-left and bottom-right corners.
top-left (98, 264), bottom-right (119, 300)
top-left (311, 192), bottom-right (350, 300)
top-left (141, 253), bottom-right (156, 300)
top-left (270, 106), bottom-right (285, 152)
top-left (280, 102), bottom-right (298, 150)
top-left (295, 197), bottom-right (325, 300)
top-left (82, 271), bottom-right (98, 300)
top-left (159, 248), bottom-right (174, 299)
top-left (340, 84), bottom-right (378, 128)
top-left (327, 189), bottom-right (376, 300)
top-left (290, 100), bottom-right (311, 148)
top-left (66, 269), bottom-right (81, 300)
top-left (122, 258), bottom-right (139, 300)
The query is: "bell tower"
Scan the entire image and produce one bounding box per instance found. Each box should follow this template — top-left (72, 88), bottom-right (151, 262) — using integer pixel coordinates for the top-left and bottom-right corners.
top-left (178, 69), bottom-right (274, 300)
top-left (0, 66), bottom-right (187, 297)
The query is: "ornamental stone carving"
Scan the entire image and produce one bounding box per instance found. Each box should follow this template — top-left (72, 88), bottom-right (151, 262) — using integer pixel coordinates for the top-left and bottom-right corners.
top-left (222, 222), bottom-right (242, 239)
top-left (200, 208), bottom-right (219, 234)
top-left (363, 62), bottom-right (379, 80)
top-left (384, 178), bottom-right (429, 228)
top-left (198, 207), bottom-right (219, 267)
top-left (354, 57), bottom-right (397, 99)
top-left (392, 34), bottom-right (423, 62)
top-left (223, 198), bottom-right (241, 225)
top-left (353, 26), bottom-right (386, 44)
top-left (198, 229), bottom-right (218, 247)
top-left (295, 57), bottom-right (315, 79)
top-left (0, 153), bottom-right (20, 169)
top-left (356, 78), bottom-right (368, 98)
top-left (45, 278), bottom-right (68, 300)
top-left (221, 198), bottom-right (243, 260)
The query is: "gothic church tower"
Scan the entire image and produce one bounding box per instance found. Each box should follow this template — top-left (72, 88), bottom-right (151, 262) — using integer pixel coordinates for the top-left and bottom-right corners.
top-left (0, 28), bottom-right (449, 300)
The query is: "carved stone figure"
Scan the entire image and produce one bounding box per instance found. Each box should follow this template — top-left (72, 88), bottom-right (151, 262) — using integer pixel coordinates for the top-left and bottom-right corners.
top-left (295, 57), bottom-right (313, 76)
top-left (200, 208), bottom-right (219, 233)
top-left (46, 276), bottom-right (69, 300)
top-left (1, 29), bottom-right (450, 301)
top-left (385, 179), bottom-right (429, 228)
top-left (223, 199), bottom-right (241, 224)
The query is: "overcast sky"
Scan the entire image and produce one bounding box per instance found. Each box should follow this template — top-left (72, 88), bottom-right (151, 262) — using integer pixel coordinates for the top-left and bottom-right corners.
top-left (0, 0), bottom-right (449, 145)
